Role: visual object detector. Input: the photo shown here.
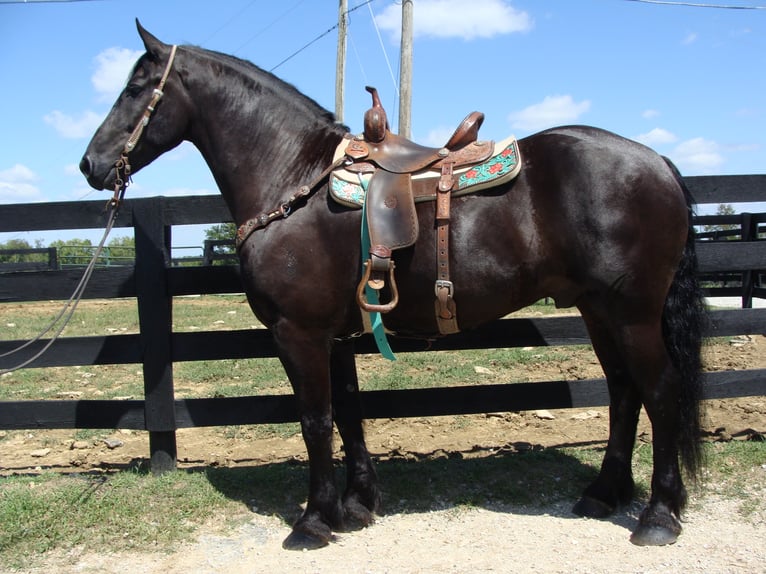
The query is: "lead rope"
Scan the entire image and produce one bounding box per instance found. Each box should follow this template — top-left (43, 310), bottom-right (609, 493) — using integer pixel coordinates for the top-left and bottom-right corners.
top-left (0, 201), bottom-right (122, 374)
top-left (1, 46), bottom-right (178, 375)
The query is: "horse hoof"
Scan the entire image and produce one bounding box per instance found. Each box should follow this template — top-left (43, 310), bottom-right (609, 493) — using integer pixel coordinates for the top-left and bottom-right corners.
top-left (572, 496), bottom-right (615, 519)
top-left (630, 524), bottom-right (679, 546)
top-left (342, 498), bottom-right (375, 531)
top-left (282, 529), bottom-right (334, 551)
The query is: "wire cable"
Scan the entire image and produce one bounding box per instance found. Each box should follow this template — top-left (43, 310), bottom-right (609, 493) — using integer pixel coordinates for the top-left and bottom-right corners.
top-left (625, 1), bottom-right (766, 9)
top-left (366, 0), bottom-right (399, 111)
top-left (268, 0), bottom-right (378, 71)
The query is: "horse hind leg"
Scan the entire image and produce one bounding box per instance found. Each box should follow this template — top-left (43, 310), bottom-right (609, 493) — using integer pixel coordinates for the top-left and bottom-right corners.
top-left (575, 306), bottom-right (687, 546)
top-left (330, 343), bottom-right (382, 529)
top-left (572, 310), bottom-right (640, 519)
top-left (624, 326), bottom-right (688, 546)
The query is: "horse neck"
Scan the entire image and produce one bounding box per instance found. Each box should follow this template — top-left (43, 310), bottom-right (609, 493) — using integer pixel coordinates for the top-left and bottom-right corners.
top-left (181, 50), bottom-right (347, 225)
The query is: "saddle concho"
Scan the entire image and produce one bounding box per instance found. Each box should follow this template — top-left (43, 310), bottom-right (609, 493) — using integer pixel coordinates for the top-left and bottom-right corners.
top-left (330, 135), bottom-right (522, 209)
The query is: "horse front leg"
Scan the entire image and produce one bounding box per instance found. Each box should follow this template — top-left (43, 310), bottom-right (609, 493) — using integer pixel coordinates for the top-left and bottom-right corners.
top-left (330, 342), bottom-right (382, 528)
top-left (275, 325), bottom-right (344, 550)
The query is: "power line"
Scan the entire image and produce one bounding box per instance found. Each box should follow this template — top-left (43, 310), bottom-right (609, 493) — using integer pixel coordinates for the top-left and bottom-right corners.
top-left (269, 0), bottom-right (378, 72)
top-left (232, 0), bottom-right (309, 56)
top-left (625, 0), bottom-right (766, 8)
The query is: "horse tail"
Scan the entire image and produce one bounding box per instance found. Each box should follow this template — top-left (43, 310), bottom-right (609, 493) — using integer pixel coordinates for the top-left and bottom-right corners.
top-left (661, 156), bottom-right (707, 479)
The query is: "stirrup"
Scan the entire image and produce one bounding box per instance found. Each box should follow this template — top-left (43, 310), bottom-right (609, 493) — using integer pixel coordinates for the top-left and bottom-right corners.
top-left (356, 259), bottom-right (399, 313)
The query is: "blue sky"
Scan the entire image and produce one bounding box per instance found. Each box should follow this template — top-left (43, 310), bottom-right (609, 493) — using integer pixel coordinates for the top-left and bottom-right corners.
top-left (1, 0), bottom-right (764, 251)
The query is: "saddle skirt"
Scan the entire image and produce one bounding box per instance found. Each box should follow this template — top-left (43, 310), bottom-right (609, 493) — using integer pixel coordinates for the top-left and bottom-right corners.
top-left (330, 134), bottom-right (522, 209)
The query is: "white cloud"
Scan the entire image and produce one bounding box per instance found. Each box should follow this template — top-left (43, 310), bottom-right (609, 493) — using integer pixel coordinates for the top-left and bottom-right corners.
top-left (634, 128), bottom-right (678, 147)
top-left (376, 0), bottom-right (532, 41)
top-left (508, 95), bottom-right (590, 132)
top-left (42, 47), bottom-right (139, 141)
top-left (642, 109), bottom-right (660, 119)
top-left (682, 32), bottom-right (698, 45)
top-left (671, 137), bottom-right (724, 174)
top-left (43, 109), bottom-right (104, 139)
top-left (0, 164), bottom-right (37, 182)
top-left (92, 47), bottom-right (143, 100)
top-left (0, 164), bottom-right (44, 203)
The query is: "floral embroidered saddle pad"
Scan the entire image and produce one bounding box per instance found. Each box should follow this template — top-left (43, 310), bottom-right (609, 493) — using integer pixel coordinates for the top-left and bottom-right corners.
top-left (330, 134), bottom-right (522, 209)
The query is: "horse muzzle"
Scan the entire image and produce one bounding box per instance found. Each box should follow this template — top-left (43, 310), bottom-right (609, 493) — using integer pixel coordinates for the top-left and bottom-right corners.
top-left (79, 154), bottom-right (114, 191)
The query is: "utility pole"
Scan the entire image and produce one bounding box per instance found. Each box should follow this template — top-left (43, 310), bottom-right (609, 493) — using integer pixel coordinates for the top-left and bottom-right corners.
top-left (398, 0), bottom-right (413, 137)
top-left (335, 0), bottom-right (348, 122)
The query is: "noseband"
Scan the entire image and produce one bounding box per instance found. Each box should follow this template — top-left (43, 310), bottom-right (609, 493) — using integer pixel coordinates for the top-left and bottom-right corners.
top-left (110, 44), bottom-right (178, 207)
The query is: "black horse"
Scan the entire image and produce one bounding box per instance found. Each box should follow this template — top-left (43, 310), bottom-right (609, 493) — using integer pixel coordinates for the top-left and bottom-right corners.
top-left (81, 22), bottom-right (706, 550)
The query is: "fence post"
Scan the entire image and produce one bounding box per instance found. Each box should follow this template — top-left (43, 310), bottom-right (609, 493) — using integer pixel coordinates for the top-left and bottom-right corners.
top-left (203, 240), bottom-right (214, 266)
top-left (47, 247), bottom-right (58, 270)
top-left (741, 213), bottom-right (754, 309)
top-left (132, 199), bottom-right (177, 474)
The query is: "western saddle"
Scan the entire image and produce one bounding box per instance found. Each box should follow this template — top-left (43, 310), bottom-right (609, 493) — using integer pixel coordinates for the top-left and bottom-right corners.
top-left (346, 87), bottom-right (500, 335)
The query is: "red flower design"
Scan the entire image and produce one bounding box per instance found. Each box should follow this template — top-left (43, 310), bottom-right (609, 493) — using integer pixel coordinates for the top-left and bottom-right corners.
top-left (489, 162), bottom-right (503, 174)
top-left (465, 169), bottom-right (478, 179)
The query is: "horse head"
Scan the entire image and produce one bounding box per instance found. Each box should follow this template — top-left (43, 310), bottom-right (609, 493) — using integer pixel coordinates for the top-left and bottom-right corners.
top-left (80, 20), bottom-right (191, 191)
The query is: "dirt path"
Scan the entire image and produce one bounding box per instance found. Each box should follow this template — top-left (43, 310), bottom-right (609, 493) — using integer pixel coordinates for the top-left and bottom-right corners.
top-left (27, 492), bottom-right (766, 574)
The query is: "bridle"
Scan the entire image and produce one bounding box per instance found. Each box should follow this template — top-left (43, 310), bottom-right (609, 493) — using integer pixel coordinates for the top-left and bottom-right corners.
top-left (109, 44), bottom-right (178, 208)
top-left (0, 45), bottom-right (179, 375)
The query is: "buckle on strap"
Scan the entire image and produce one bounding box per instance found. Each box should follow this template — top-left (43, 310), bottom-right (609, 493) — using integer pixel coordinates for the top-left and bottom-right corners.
top-left (435, 279), bottom-right (454, 299)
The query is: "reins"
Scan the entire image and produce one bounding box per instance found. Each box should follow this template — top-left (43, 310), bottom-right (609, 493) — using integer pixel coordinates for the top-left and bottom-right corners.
top-left (1, 45), bottom-right (178, 375)
top-left (0, 206), bottom-right (121, 373)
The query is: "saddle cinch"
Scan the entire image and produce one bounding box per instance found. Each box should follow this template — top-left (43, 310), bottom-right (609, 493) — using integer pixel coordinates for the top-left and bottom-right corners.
top-left (334, 87), bottom-right (522, 335)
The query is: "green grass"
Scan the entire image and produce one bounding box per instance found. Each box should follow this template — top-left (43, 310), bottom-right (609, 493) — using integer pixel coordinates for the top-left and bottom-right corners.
top-left (359, 347), bottom-right (575, 391)
top-left (0, 468), bottom-right (235, 570)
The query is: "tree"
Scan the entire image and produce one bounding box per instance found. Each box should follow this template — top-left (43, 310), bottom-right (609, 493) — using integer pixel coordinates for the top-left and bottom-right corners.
top-left (702, 204), bottom-right (738, 241)
top-left (0, 238), bottom-right (46, 263)
top-left (203, 223), bottom-right (237, 265)
top-left (204, 223), bottom-right (236, 248)
top-left (49, 238), bottom-right (94, 267)
top-left (106, 235), bottom-right (136, 265)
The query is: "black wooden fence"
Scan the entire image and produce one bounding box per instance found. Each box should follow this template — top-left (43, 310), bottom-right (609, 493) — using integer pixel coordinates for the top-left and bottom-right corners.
top-left (1, 175), bottom-right (765, 473)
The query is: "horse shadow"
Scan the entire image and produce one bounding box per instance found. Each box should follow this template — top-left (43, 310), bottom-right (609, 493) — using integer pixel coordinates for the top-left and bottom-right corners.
top-left (201, 441), bottom-right (647, 535)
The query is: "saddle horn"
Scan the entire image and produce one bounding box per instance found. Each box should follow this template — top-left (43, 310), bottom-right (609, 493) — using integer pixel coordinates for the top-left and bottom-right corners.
top-left (364, 86), bottom-right (389, 143)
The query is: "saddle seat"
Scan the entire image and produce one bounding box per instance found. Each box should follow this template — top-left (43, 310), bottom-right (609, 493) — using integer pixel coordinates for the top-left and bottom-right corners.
top-left (345, 87), bottom-right (490, 174)
top-left (340, 87), bottom-right (522, 336)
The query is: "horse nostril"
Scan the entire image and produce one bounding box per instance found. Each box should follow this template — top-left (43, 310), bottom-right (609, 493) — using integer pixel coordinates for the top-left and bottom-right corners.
top-left (79, 156), bottom-right (92, 177)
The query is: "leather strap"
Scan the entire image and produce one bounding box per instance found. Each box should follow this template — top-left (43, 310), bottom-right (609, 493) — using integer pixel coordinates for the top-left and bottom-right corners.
top-left (236, 156), bottom-right (347, 250)
top-left (434, 162), bottom-right (459, 335)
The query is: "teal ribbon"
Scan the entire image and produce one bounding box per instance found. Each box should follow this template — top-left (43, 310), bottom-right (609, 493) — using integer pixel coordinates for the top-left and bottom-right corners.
top-left (359, 178), bottom-right (396, 361)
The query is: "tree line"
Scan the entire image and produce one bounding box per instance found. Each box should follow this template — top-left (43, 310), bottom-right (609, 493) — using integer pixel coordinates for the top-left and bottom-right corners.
top-left (0, 224), bottom-right (237, 267)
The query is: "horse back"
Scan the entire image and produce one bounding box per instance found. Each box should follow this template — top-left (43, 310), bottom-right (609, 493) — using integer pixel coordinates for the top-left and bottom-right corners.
top-left (385, 126), bottom-right (688, 332)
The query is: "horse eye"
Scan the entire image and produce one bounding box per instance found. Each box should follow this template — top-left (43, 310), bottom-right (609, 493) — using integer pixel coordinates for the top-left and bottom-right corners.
top-left (125, 84), bottom-right (143, 98)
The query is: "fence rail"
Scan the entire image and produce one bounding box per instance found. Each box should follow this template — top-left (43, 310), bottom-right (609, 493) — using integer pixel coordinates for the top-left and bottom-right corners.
top-left (1, 174), bottom-right (765, 472)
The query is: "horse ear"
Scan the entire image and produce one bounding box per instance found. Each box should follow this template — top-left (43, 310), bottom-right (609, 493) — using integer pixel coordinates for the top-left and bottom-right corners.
top-left (135, 18), bottom-right (168, 61)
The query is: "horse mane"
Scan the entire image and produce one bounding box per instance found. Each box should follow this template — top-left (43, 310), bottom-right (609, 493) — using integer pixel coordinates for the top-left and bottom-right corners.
top-left (182, 45), bottom-right (347, 131)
